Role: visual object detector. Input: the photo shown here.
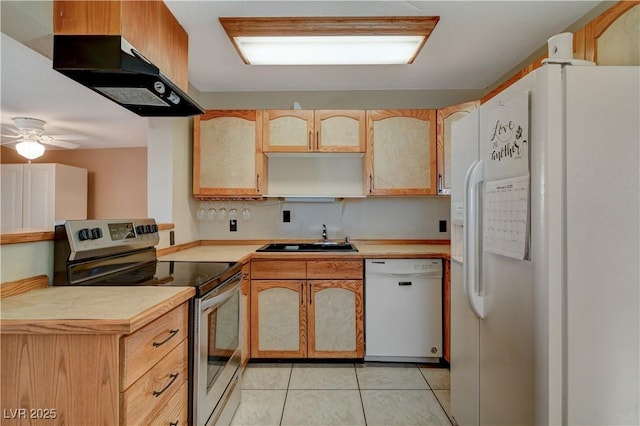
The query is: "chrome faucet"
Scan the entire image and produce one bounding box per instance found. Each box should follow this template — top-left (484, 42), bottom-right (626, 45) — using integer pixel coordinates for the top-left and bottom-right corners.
top-left (322, 224), bottom-right (328, 243)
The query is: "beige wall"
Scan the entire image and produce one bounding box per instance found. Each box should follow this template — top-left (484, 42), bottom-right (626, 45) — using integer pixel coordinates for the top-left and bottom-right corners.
top-left (1, 146), bottom-right (147, 219)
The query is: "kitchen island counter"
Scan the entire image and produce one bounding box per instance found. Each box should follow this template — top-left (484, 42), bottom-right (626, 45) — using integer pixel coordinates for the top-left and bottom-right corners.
top-left (0, 286), bottom-right (194, 334)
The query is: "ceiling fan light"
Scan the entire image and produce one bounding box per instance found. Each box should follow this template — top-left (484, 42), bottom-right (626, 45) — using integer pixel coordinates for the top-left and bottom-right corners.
top-left (16, 139), bottom-right (45, 160)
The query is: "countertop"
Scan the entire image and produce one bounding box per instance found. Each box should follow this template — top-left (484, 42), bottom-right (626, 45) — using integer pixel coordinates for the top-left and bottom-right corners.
top-left (0, 286), bottom-right (194, 335)
top-left (158, 241), bottom-right (451, 263)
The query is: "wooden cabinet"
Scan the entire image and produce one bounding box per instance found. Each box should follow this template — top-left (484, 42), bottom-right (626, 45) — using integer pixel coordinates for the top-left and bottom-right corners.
top-left (436, 101), bottom-right (479, 195)
top-left (443, 259), bottom-right (451, 362)
top-left (0, 301), bottom-right (189, 425)
top-left (194, 110), bottom-right (267, 198)
top-left (263, 110), bottom-right (366, 153)
top-left (53, 0), bottom-right (189, 90)
top-left (365, 109), bottom-right (438, 195)
top-left (1, 163), bottom-right (87, 230)
top-left (582, 2), bottom-right (639, 65)
top-left (240, 262), bottom-right (251, 366)
top-left (250, 259), bottom-right (364, 359)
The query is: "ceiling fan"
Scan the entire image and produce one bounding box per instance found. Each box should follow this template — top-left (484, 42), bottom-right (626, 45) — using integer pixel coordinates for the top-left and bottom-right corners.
top-left (1, 117), bottom-right (87, 160)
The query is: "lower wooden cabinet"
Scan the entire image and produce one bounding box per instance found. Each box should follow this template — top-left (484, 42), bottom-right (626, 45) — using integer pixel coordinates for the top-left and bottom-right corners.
top-left (250, 259), bottom-right (364, 359)
top-left (0, 301), bottom-right (189, 425)
top-left (443, 259), bottom-right (451, 362)
top-left (240, 262), bottom-right (251, 366)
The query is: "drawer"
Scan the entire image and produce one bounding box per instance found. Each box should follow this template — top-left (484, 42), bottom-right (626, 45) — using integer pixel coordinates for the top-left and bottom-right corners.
top-left (307, 260), bottom-right (363, 279)
top-left (121, 340), bottom-right (188, 425)
top-left (148, 381), bottom-right (188, 426)
top-left (251, 260), bottom-right (306, 279)
top-left (120, 302), bottom-right (188, 390)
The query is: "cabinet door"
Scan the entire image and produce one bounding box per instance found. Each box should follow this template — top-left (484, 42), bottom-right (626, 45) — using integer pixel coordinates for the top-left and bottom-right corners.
top-left (582, 2), bottom-right (639, 65)
top-left (240, 263), bottom-right (251, 366)
top-left (22, 164), bottom-right (55, 228)
top-left (315, 110), bottom-right (366, 153)
top-left (436, 101), bottom-right (479, 194)
top-left (263, 110), bottom-right (314, 152)
top-left (443, 260), bottom-right (451, 362)
top-left (366, 109), bottom-right (437, 195)
top-left (194, 110), bottom-right (265, 198)
top-left (307, 280), bottom-right (364, 358)
top-left (251, 280), bottom-right (306, 358)
top-left (1, 164), bottom-right (23, 229)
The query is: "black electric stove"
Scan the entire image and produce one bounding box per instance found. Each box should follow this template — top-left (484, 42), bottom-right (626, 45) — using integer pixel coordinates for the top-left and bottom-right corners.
top-left (52, 218), bottom-right (241, 296)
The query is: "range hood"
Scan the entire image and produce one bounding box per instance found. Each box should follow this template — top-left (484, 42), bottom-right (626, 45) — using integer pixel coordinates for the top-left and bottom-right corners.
top-left (53, 35), bottom-right (204, 117)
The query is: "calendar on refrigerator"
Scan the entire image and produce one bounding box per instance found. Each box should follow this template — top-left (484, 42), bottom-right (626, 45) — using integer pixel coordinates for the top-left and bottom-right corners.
top-left (483, 175), bottom-right (530, 260)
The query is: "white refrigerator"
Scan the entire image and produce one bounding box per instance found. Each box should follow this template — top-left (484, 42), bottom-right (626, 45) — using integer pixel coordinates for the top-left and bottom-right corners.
top-left (450, 64), bottom-right (639, 426)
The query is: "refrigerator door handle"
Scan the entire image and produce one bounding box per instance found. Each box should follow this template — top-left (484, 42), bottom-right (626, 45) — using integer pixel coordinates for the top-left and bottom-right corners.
top-left (463, 160), bottom-right (486, 319)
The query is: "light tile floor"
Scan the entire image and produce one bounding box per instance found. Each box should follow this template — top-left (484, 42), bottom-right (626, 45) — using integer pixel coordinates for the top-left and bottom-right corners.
top-left (231, 362), bottom-right (452, 426)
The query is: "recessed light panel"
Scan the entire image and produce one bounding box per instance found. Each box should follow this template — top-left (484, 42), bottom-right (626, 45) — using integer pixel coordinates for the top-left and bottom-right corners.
top-left (220, 17), bottom-right (439, 65)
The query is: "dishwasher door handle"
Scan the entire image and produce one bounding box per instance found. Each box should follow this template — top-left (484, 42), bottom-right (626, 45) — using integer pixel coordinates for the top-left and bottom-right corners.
top-left (398, 281), bottom-right (412, 286)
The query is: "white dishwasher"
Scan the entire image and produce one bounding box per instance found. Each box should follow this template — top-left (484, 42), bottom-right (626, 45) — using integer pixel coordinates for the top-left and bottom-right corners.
top-left (365, 259), bottom-right (442, 363)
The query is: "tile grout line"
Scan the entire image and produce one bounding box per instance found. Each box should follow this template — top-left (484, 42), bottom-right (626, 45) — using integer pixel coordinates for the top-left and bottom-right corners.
top-left (278, 364), bottom-right (294, 426)
top-left (417, 364), bottom-right (454, 426)
top-left (354, 363), bottom-right (369, 426)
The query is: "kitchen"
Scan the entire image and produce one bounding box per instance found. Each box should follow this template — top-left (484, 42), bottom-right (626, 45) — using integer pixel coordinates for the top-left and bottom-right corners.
top-left (1, 1), bottom-right (638, 425)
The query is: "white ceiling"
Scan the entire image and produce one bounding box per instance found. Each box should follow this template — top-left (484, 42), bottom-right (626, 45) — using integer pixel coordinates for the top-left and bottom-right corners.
top-left (1, 0), bottom-right (603, 151)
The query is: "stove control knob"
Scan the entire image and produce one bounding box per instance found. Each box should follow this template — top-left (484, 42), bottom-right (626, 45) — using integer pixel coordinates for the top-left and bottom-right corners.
top-left (78, 228), bottom-right (91, 241)
top-left (144, 224), bottom-right (152, 233)
top-left (151, 224), bottom-right (158, 233)
top-left (136, 225), bottom-right (145, 235)
top-left (91, 227), bottom-right (103, 239)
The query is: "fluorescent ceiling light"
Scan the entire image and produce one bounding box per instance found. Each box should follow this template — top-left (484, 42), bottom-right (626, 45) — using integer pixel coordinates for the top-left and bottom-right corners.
top-left (220, 17), bottom-right (439, 65)
top-left (235, 35), bottom-right (425, 65)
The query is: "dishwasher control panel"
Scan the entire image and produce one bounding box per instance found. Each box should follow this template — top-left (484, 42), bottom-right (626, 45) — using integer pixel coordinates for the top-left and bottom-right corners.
top-left (366, 259), bottom-right (442, 277)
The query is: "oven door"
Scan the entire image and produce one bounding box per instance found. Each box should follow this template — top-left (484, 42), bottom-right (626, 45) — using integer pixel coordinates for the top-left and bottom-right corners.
top-left (194, 273), bottom-right (242, 426)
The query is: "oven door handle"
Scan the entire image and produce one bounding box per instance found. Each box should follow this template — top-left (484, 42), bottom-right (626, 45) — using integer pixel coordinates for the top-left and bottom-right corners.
top-left (200, 277), bottom-right (241, 312)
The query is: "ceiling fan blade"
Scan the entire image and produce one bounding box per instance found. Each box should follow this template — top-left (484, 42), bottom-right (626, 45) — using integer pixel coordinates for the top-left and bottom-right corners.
top-left (49, 134), bottom-right (89, 141)
top-left (1, 133), bottom-right (21, 138)
top-left (42, 139), bottom-right (80, 149)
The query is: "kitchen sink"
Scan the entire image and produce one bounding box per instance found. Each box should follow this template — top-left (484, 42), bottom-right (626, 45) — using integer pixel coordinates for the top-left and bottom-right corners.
top-left (256, 242), bottom-right (358, 252)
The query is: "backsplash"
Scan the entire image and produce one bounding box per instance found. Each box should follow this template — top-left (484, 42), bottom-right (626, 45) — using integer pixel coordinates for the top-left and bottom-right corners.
top-left (196, 197), bottom-right (450, 241)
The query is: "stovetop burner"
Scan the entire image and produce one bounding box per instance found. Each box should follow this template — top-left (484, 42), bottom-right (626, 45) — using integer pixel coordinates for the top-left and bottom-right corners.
top-left (154, 261), bottom-right (242, 297)
top-left (83, 261), bottom-right (241, 297)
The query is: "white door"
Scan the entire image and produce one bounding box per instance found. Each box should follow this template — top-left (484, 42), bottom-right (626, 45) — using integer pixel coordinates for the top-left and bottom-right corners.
top-left (565, 66), bottom-right (639, 425)
top-left (1, 164), bottom-right (24, 229)
top-left (450, 259), bottom-right (479, 426)
top-left (22, 163), bottom-right (54, 228)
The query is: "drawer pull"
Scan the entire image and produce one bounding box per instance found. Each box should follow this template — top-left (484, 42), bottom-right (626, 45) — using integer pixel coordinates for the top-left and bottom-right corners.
top-left (169, 422), bottom-right (179, 426)
top-left (153, 329), bottom-right (179, 347)
top-left (153, 373), bottom-right (179, 397)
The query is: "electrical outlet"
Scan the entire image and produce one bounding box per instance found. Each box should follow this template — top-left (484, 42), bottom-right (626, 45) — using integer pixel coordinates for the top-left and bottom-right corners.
top-left (439, 220), bottom-right (447, 232)
top-left (283, 210), bottom-right (291, 223)
top-left (230, 220), bottom-right (237, 232)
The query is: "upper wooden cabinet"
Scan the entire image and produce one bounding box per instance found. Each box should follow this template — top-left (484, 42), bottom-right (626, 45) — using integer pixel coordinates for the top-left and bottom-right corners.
top-left (436, 101), bottom-right (479, 195)
top-left (53, 0), bottom-right (189, 90)
top-left (193, 110), bottom-right (266, 198)
top-left (583, 2), bottom-right (639, 65)
top-left (263, 110), bottom-right (366, 153)
top-left (365, 109), bottom-right (437, 196)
